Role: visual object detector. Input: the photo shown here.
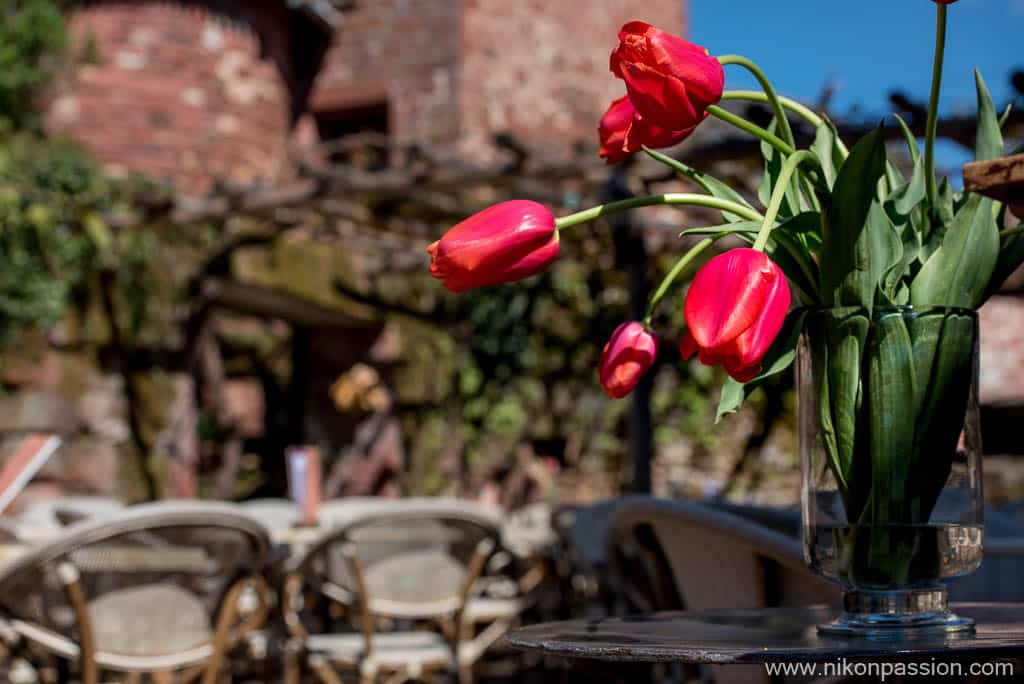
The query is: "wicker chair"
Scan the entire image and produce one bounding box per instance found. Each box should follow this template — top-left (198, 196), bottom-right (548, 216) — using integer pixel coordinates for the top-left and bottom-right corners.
top-left (610, 496), bottom-right (837, 611)
top-left (0, 501), bottom-right (273, 684)
top-left (283, 505), bottom-right (500, 684)
top-left (609, 497), bottom-right (839, 684)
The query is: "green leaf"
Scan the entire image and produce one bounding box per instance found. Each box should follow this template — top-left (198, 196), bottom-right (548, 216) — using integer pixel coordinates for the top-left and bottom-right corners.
top-left (820, 125), bottom-right (889, 311)
top-left (984, 227), bottom-right (1024, 301)
top-left (681, 214), bottom-right (822, 304)
top-left (910, 194), bottom-right (999, 308)
top-left (866, 313), bottom-right (917, 524)
top-left (907, 311), bottom-right (976, 520)
top-left (643, 147), bottom-right (755, 223)
top-left (715, 309), bottom-right (808, 421)
top-left (888, 159), bottom-right (926, 218)
top-left (998, 103), bottom-right (1013, 130)
top-left (810, 118), bottom-right (845, 189)
top-left (974, 71), bottom-right (1004, 162)
top-left (892, 114), bottom-right (921, 164)
top-left (759, 119), bottom-right (805, 218)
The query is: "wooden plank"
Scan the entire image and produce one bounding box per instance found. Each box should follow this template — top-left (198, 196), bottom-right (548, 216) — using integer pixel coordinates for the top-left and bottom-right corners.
top-left (964, 152), bottom-right (1024, 203)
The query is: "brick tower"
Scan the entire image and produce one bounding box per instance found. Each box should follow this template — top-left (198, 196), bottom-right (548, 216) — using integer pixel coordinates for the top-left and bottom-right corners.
top-left (46, 0), bottom-right (685, 195)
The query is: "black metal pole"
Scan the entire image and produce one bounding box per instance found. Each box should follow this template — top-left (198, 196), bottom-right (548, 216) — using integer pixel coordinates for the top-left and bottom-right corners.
top-left (604, 165), bottom-right (653, 494)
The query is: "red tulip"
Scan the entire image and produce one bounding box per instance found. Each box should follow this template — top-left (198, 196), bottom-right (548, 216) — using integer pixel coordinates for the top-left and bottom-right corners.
top-left (680, 248), bottom-right (790, 382)
top-left (428, 200), bottom-right (559, 292)
top-left (599, 322), bottom-right (658, 399)
top-left (933, 1), bottom-right (958, 4)
top-left (598, 95), bottom-right (697, 164)
top-left (610, 21), bottom-right (724, 133)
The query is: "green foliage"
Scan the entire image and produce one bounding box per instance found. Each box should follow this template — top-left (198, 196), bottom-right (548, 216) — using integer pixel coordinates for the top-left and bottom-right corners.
top-left (0, 0), bottom-right (68, 131)
top-left (0, 133), bottom-right (97, 342)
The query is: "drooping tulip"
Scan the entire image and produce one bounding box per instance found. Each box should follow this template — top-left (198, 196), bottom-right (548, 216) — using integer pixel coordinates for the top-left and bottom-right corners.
top-left (610, 21), bottom-right (724, 133)
top-left (599, 322), bottom-right (658, 399)
top-left (598, 95), bottom-right (697, 164)
top-left (428, 200), bottom-right (559, 292)
top-left (680, 248), bottom-right (790, 382)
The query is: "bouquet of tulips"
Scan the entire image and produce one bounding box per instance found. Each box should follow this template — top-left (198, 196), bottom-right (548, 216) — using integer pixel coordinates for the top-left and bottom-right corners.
top-left (429, 1), bottom-right (1016, 583)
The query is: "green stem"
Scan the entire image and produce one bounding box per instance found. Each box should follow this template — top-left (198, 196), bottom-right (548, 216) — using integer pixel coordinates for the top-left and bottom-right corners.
top-left (1000, 224), bottom-right (1024, 240)
top-left (555, 193), bottom-right (763, 230)
top-left (706, 105), bottom-right (794, 157)
top-left (752, 150), bottom-right (820, 251)
top-left (643, 235), bottom-right (721, 325)
top-left (722, 90), bottom-right (822, 128)
top-left (721, 90), bottom-right (850, 157)
top-left (717, 55), bottom-right (795, 148)
top-left (924, 4), bottom-right (948, 207)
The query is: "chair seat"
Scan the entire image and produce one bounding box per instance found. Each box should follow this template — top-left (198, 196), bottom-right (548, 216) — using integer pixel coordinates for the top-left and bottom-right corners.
top-left (307, 630), bottom-right (453, 669)
top-left (89, 583), bottom-right (211, 656)
top-left (462, 596), bottom-right (525, 623)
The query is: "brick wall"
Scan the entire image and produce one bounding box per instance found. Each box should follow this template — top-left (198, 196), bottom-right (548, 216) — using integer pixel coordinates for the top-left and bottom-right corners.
top-left (458, 0), bottom-right (684, 158)
top-left (46, 1), bottom-right (686, 192)
top-left (45, 2), bottom-right (295, 196)
top-left (309, 0), bottom-right (684, 156)
top-left (308, 1), bottom-right (463, 145)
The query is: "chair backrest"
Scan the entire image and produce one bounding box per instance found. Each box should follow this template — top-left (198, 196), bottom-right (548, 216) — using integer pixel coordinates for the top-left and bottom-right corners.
top-left (17, 496), bottom-right (124, 533)
top-left (610, 497), bottom-right (838, 612)
top-left (240, 498), bottom-right (300, 530)
top-left (291, 503), bottom-right (500, 620)
top-left (0, 501), bottom-right (271, 660)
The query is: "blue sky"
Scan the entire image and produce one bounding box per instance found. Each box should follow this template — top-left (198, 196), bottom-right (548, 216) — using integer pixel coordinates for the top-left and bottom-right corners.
top-left (690, 1), bottom-right (1021, 175)
top-left (691, 0), bottom-right (1021, 116)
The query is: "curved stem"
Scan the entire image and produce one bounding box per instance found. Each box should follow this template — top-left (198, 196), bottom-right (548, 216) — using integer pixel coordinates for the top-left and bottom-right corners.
top-left (924, 4), bottom-right (948, 207)
top-left (555, 193), bottom-right (763, 230)
top-left (706, 105), bottom-right (794, 157)
top-left (721, 90), bottom-right (850, 159)
top-left (721, 90), bottom-right (823, 128)
top-left (718, 55), bottom-right (795, 148)
top-left (753, 150), bottom-right (820, 251)
top-left (643, 235), bottom-right (721, 325)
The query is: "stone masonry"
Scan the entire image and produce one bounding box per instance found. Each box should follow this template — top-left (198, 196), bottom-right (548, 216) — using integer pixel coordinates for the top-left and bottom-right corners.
top-left (46, 2), bottom-right (295, 196)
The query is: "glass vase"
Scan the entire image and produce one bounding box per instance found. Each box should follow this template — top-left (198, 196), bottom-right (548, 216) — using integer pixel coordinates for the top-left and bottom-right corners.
top-left (798, 307), bottom-right (983, 637)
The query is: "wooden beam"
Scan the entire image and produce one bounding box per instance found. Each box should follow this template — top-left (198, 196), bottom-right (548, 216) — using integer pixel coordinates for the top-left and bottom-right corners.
top-left (202, 277), bottom-right (380, 329)
top-left (964, 152), bottom-right (1024, 204)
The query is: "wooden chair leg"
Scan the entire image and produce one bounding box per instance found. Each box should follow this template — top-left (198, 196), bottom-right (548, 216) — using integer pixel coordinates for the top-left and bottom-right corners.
top-left (201, 579), bottom-right (247, 684)
top-left (309, 655), bottom-right (345, 684)
top-left (150, 671), bottom-right (174, 684)
top-left (57, 563), bottom-right (98, 684)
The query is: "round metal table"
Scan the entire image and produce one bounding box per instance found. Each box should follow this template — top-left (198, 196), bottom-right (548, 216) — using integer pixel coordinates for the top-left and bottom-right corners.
top-left (506, 604), bottom-right (1024, 666)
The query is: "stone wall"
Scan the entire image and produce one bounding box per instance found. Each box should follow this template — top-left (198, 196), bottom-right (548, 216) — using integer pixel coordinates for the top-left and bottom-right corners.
top-left (45, 2), bottom-right (295, 196)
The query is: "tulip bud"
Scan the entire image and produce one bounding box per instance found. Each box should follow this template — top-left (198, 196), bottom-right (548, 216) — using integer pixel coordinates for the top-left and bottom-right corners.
top-left (610, 21), bottom-right (724, 133)
top-left (681, 248), bottom-right (790, 382)
top-left (428, 200), bottom-right (559, 292)
top-left (598, 95), bottom-right (697, 164)
top-left (599, 322), bottom-right (658, 399)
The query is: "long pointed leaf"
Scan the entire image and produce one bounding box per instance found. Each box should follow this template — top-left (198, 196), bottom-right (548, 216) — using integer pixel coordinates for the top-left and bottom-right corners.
top-left (820, 125), bottom-right (889, 311)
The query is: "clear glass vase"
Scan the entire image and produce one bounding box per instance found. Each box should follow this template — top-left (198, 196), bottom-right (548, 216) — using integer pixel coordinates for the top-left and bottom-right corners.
top-left (798, 307), bottom-right (984, 637)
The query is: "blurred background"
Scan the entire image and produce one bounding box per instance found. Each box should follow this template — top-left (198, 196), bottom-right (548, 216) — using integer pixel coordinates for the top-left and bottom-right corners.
top-left (1, 0), bottom-right (1022, 512)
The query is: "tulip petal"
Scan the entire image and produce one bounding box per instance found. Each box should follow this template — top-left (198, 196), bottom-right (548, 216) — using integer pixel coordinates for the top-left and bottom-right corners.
top-left (729, 270), bottom-right (791, 366)
top-left (679, 328), bottom-right (698, 359)
top-left (610, 21), bottom-right (724, 133)
top-left (599, 322), bottom-right (658, 399)
top-left (428, 200), bottom-right (558, 292)
top-left (598, 96), bottom-right (635, 164)
top-left (685, 248), bottom-right (779, 349)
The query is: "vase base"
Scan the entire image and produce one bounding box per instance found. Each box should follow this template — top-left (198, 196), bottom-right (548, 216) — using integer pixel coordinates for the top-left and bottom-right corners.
top-left (818, 588), bottom-right (975, 640)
